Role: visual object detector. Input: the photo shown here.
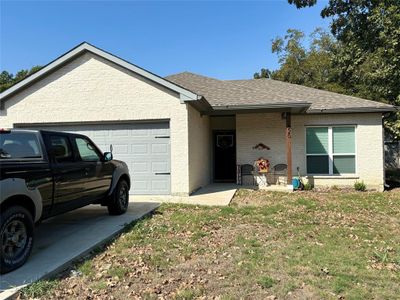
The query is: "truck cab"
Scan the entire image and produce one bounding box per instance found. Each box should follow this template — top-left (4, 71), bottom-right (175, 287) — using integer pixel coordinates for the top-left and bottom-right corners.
top-left (0, 129), bottom-right (131, 273)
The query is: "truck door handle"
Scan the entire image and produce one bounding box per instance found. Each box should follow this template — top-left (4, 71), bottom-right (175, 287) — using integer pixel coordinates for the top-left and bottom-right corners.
top-left (155, 172), bottom-right (170, 175)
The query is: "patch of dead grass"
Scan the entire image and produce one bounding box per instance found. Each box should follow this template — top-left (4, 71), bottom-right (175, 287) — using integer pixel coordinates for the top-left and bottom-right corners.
top-left (19, 190), bottom-right (400, 300)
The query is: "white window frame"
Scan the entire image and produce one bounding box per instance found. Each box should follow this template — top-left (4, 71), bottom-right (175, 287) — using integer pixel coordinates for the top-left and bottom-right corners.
top-left (306, 125), bottom-right (357, 176)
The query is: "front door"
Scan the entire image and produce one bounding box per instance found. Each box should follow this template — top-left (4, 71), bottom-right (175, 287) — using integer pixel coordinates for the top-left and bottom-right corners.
top-left (214, 131), bottom-right (236, 182)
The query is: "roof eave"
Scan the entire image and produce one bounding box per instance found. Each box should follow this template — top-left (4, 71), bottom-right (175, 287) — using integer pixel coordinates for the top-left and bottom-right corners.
top-left (209, 102), bottom-right (311, 114)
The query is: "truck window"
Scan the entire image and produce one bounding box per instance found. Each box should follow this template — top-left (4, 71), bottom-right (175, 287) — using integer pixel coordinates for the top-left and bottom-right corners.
top-left (0, 132), bottom-right (42, 159)
top-left (75, 137), bottom-right (100, 162)
top-left (49, 135), bottom-right (74, 162)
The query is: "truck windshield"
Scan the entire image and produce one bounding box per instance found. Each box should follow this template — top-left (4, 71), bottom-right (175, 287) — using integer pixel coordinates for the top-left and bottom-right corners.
top-left (0, 132), bottom-right (42, 159)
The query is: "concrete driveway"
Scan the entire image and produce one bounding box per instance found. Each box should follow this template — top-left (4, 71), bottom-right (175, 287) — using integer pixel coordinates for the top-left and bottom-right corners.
top-left (0, 201), bottom-right (159, 299)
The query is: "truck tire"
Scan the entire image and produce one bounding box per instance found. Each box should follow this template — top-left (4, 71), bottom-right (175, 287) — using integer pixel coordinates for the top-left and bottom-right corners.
top-left (0, 206), bottom-right (34, 274)
top-left (107, 179), bottom-right (129, 215)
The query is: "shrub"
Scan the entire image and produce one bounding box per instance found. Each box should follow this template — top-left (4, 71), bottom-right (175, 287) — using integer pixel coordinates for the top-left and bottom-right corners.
top-left (354, 181), bottom-right (366, 191)
top-left (303, 182), bottom-right (313, 190)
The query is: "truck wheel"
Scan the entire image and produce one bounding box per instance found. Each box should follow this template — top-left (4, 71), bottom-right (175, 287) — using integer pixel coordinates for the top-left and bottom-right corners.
top-left (108, 179), bottom-right (129, 215)
top-left (0, 206), bottom-right (34, 274)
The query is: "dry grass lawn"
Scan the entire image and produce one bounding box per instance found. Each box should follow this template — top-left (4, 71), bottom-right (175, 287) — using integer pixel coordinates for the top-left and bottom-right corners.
top-left (20, 189), bottom-right (400, 300)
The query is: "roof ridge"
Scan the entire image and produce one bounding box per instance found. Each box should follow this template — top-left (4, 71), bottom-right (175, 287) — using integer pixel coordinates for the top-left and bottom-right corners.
top-left (166, 71), bottom-right (222, 81)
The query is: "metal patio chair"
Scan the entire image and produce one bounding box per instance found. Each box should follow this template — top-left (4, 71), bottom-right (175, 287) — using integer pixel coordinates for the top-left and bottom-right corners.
top-left (272, 163), bottom-right (288, 185)
top-left (240, 164), bottom-right (255, 186)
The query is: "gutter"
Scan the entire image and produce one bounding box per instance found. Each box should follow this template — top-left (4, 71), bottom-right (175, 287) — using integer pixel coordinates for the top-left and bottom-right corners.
top-left (307, 106), bottom-right (397, 114)
top-left (212, 102), bottom-right (312, 111)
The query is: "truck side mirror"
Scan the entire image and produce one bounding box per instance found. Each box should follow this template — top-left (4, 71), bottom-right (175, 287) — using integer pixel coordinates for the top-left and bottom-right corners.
top-left (103, 152), bottom-right (113, 161)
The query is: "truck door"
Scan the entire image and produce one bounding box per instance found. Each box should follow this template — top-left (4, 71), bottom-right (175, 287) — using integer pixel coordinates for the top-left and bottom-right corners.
top-left (71, 136), bottom-right (113, 199)
top-left (43, 133), bottom-right (87, 213)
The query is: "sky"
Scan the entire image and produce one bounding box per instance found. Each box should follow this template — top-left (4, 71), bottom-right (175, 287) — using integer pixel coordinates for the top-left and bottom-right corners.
top-left (0, 0), bottom-right (331, 79)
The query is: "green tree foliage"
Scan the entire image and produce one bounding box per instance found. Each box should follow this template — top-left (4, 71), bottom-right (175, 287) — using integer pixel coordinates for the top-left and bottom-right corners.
top-left (253, 68), bottom-right (272, 79)
top-left (254, 28), bottom-right (345, 93)
top-left (256, 0), bottom-right (400, 139)
top-left (0, 66), bottom-right (42, 93)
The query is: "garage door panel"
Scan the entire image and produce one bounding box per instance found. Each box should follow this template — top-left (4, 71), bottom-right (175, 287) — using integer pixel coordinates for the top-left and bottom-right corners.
top-left (152, 161), bottom-right (169, 173)
top-left (112, 130), bottom-right (131, 137)
top-left (132, 162), bottom-right (150, 173)
top-left (132, 144), bottom-right (149, 154)
top-left (151, 143), bottom-right (169, 154)
top-left (132, 180), bottom-right (151, 193)
top-left (133, 177), bottom-right (170, 194)
top-left (152, 179), bottom-right (170, 192)
top-left (93, 130), bottom-right (110, 137)
top-left (112, 144), bottom-right (130, 154)
top-left (26, 122), bottom-right (171, 195)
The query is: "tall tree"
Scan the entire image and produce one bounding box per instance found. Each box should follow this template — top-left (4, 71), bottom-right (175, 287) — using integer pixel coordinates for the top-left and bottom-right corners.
top-left (0, 66), bottom-right (42, 92)
top-left (254, 28), bottom-right (346, 93)
top-left (256, 0), bottom-right (400, 139)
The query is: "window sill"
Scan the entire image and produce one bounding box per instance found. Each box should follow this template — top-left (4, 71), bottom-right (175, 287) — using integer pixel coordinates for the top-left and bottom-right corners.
top-left (306, 175), bottom-right (359, 179)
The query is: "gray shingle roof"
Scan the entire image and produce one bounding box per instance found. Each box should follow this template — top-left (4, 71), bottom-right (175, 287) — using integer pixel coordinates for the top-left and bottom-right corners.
top-left (166, 72), bottom-right (395, 113)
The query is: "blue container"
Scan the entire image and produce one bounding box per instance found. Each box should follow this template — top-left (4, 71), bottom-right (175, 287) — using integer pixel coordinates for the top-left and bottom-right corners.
top-left (292, 178), bottom-right (301, 190)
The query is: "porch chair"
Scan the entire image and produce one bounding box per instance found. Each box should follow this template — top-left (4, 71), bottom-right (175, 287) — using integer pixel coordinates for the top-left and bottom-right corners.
top-left (240, 164), bottom-right (255, 186)
top-left (272, 164), bottom-right (288, 185)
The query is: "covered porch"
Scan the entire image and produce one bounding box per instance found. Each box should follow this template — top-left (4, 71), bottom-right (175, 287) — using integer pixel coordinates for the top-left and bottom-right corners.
top-left (209, 107), bottom-right (302, 190)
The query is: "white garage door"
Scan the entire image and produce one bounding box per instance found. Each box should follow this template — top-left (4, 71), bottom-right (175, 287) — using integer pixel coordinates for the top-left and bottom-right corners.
top-left (26, 122), bottom-right (171, 195)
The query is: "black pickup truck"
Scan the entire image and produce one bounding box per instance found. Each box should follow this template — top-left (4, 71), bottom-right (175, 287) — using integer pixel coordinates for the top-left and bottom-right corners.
top-left (0, 129), bottom-right (131, 274)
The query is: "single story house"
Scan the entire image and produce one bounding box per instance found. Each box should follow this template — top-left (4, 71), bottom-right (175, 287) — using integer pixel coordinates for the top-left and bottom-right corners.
top-left (0, 42), bottom-right (396, 194)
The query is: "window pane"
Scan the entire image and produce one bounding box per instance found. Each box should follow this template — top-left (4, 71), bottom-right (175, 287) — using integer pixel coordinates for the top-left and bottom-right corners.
top-left (306, 127), bottom-right (328, 154)
top-left (50, 135), bottom-right (73, 162)
top-left (333, 127), bottom-right (355, 154)
top-left (0, 132), bottom-right (42, 159)
top-left (76, 138), bottom-right (100, 161)
top-left (333, 155), bottom-right (355, 174)
top-left (307, 155), bottom-right (329, 174)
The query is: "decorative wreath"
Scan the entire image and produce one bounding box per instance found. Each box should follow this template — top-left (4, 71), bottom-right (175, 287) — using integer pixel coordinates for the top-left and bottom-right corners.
top-left (256, 158), bottom-right (270, 173)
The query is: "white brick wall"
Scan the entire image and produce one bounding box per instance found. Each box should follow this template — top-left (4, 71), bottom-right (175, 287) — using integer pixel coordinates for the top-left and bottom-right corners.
top-left (0, 52), bottom-right (386, 192)
top-left (0, 52), bottom-right (191, 195)
top-left (188, 105), bottom-right (211, 193)
top-left (237, 112), bottom-right (385, 190)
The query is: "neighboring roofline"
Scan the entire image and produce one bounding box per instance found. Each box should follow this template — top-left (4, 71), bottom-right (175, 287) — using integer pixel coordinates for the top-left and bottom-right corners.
top-left (0, 42), bottom-right (201, 105)
top-left (307, 107), bottom-right (397, 114)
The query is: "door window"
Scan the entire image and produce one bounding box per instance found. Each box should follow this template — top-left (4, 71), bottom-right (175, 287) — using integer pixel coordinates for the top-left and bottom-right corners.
top-left (49, 135), bottom-right (74, 162)
top-left (75, 137), bottom-right (100, 162)
top-left (216, 134), bottom-right (234, 149)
